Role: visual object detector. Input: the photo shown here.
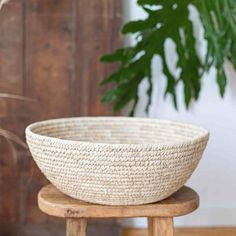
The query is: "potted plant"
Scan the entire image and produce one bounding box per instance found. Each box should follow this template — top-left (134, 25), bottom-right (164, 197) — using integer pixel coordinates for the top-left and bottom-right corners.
top-left (100, 0), bottom-right (236, 115)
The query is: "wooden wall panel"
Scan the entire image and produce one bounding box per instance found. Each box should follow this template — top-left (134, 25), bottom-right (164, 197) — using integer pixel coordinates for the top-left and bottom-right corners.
top-left (75, 0), bottom-right (122, 115)
top-left (24, 0), bottom-right (74, 119)
top-left (0, 0), bottom-right (122, 235)
top-left (0, 0), bottom-right (24, 225)
top-left (23, 0), bottom-right (75, 227)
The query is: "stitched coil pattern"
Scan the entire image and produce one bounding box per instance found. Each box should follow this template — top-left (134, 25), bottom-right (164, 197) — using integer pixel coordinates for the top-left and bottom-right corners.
top-left (25, 117), bottom-right (209, 205)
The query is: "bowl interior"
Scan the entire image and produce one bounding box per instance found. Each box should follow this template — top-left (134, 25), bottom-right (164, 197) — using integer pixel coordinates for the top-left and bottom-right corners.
top-left (29, 117), bottom-right (208, 145)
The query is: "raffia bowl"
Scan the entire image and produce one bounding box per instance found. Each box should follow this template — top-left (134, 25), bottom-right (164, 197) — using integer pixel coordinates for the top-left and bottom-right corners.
top-left (25, 117), bottom-right (209, 205)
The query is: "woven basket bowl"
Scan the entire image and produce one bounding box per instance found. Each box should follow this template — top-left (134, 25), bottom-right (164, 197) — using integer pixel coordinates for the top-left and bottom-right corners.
top-left (26, 117), bottom-right (209, 205)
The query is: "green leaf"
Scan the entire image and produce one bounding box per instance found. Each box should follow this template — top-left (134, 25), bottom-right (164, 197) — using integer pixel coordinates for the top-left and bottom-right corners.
top-left (101, 88), bottom-right (118, 103)
top-left (137, 0), bottom-right (159, 6)
top-left (217, 68), bottom-right (227, 97)
top-left (100, 49), bottom-right (126, 63)
top-left (122, 20), bottom-right (153, 34)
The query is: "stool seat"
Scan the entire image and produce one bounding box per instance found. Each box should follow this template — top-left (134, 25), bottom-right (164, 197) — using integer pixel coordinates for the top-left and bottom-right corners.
top-left (38, 184), bottom-right (199, 218)
top-left (38, 184), bottom-right (199, 236)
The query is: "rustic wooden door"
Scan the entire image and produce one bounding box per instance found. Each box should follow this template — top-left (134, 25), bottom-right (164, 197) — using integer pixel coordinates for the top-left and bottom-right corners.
top-left (0, 0), bottom-right (122, 235)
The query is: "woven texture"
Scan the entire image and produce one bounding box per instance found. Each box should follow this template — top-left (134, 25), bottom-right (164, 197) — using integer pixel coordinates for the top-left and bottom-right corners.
top-left (26, 117), bottom-right (209, 205)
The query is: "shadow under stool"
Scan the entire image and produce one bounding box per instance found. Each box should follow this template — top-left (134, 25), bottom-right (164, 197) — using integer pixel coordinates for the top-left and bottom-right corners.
top-left (38, 185), bottom-right (199, 236)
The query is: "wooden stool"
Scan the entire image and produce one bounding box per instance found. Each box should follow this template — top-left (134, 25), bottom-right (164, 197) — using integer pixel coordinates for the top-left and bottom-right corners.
top-left (38, 185), bottom-right (199, 236)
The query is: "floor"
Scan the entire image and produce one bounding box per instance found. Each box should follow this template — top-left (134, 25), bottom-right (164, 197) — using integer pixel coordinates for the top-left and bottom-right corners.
top-left (123, 228), bottom-right (236, 236)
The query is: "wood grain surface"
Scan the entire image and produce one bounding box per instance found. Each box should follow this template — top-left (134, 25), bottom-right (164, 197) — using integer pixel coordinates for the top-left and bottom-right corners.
top-left (148, 217), bottom-right (174, 236)
top-left (0, 0), bottom-right (122, 235)
top-left (66, 219), bottom-right (87, 236)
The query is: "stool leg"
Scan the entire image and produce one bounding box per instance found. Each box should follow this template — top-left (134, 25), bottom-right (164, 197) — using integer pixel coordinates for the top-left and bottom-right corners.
top-left (66, 218), bottom-right (87, 236)
top-left (148, 217), bottom-right (174, 236)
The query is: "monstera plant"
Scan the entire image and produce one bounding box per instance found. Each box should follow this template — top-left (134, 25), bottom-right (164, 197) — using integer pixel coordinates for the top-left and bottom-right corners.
top-left (101, 0), bottom-right (236, 115)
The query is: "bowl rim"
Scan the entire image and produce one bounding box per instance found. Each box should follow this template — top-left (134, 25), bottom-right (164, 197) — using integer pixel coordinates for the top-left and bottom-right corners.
top-left (25, 116), bottom-right (209, 150)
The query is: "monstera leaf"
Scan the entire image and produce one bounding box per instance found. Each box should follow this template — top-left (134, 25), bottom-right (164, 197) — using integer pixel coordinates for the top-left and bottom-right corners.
top-left (101, 0), bottom-right (236, 115)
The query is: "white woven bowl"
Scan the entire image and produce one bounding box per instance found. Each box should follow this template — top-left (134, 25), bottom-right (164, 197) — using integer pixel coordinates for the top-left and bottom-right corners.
top-left (26, 117), bottom-right (209, 205)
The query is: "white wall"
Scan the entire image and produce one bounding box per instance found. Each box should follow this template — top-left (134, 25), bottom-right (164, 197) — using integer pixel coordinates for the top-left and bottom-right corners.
top-left (122, 0), bottom-right (236, 228)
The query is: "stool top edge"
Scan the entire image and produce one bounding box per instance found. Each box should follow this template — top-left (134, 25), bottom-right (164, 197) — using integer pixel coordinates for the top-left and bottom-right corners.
top-left (38, 184), bottom-right (199, 218)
